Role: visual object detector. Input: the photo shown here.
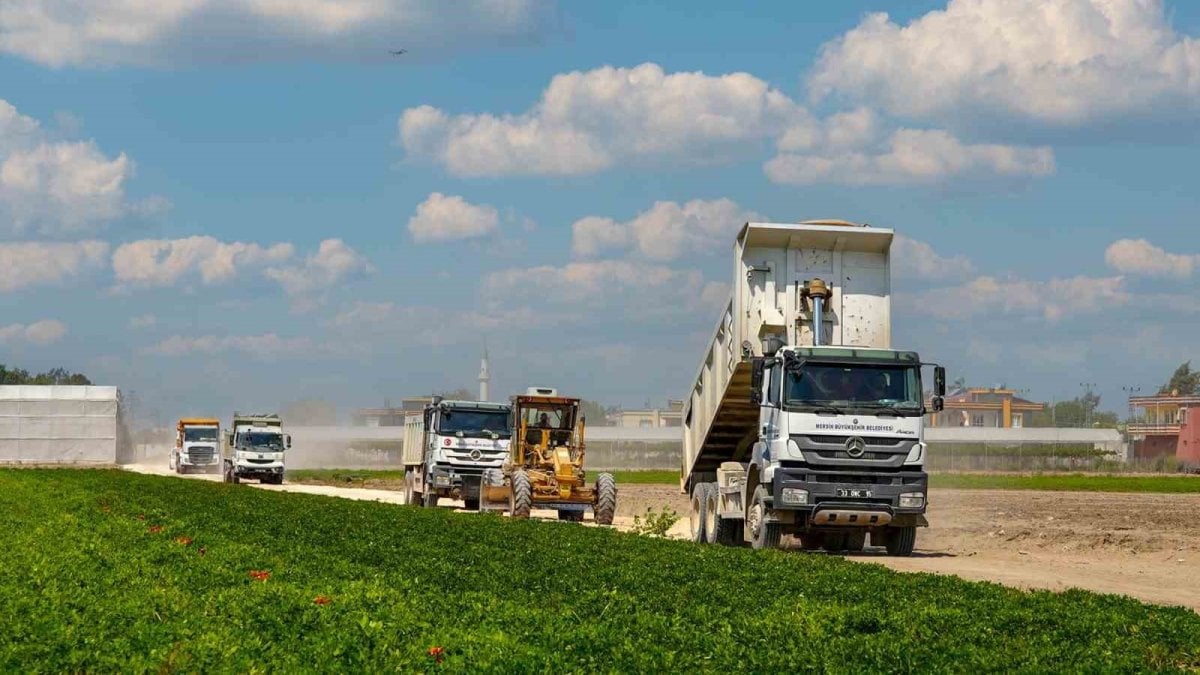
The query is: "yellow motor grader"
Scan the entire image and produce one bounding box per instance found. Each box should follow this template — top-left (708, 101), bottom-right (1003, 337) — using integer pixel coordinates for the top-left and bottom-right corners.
top-left (480, 387), bottom-right (616, 524)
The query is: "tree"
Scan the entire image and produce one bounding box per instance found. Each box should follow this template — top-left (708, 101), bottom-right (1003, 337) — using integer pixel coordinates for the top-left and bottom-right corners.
top-left (1029, 395), bottom-right (1119, 429)
top-left (1160, 361), bottom-right (1200, 396)
top-left (0, 364), bottom-right (91, 385)
top-left (951, 376), bottom-right (968, 394)
top-left (579, 399), bottom-right (612, 426)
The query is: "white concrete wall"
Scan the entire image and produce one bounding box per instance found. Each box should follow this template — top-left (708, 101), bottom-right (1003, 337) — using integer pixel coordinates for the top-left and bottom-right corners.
top-left (0, 386), bottom-right (119, 464)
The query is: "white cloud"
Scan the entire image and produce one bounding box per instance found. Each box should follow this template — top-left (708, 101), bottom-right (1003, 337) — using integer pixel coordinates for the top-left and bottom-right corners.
top-left (765, 128), bottom-right (1054, 186)
top-left (128, 313), bottom-right (156, 329)
top-left (809, 0), bottom-right (1200, 126)
top-left (0, 240), bottom-right (109, 292)
top-left (907, 274), bottom-right (1128, 321)
top-left (263, 238), bottom-right (372, 309)
top-left (407, 192), bottom-right (499, 243)
top-left (0, 319), bottom-right (67, 345)
top-left (892, 235), bottom-right (975, 281)
top-left (111, 235), bottom-right (294, 287)
top-left (400, 62), bottom-right (801, 176)
top-left (571, 198), bottom-right (761, 261)
top-left (1105, 238), bottom-right (1198, 278)
top-left (146, 333), bottom-right (317, 358)
top-left (0, 99), bottom-right (152, 236)
top-left (0, 0), bottom-right (559, 68)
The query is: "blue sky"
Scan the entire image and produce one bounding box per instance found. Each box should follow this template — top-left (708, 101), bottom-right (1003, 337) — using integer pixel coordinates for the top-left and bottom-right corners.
top-left (2, 0), bottom-right (1199, 423)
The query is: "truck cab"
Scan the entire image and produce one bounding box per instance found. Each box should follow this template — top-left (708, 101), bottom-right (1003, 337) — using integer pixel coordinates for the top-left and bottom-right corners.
top-left (404, 399), bottom-right (512, 509)
top-left (171, 417), bottom-right (221, 475)
top-left (223, 413), bottom-right (290, 485)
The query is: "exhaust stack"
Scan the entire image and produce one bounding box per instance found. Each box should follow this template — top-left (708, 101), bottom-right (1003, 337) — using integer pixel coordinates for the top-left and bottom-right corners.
top-left (805, 279), bottom-right (832, 347)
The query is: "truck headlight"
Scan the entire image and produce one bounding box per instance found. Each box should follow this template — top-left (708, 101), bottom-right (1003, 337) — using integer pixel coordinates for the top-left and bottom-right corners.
top-left (434, 475), bottom-right (451, 487)
top-left (899, 492), bottom-right (925, 509)
top-left (780, 488), bottom-right (809, 505)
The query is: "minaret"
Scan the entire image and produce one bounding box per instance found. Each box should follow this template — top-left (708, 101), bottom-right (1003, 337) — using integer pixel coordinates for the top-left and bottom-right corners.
top-left (478, 346), bottom-right (491, 402)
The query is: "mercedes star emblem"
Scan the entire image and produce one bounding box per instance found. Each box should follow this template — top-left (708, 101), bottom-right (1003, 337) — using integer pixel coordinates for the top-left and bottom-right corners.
top-left (470, 449), bottom-right (482, 461)
top-left (844, 436), bottom-right (866, 459)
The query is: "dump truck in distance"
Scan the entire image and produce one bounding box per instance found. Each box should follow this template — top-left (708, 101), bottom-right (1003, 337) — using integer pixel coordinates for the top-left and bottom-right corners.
top-left (682, 220), bottom-right (945, 555)
top-left (170, 417), bottom-right (221, 475)
top-left (403, 398), bottom-right (512, 509)
top-left (222, 413), bottom-right (289, 484)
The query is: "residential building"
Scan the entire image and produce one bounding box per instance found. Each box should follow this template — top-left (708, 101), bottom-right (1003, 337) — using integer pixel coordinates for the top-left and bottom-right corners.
top-left (927, 388), bottom-right (1045, 429)
top-left (1127, 393), bottom-right (1200, 466)
top-left (352, 397), bottom-right (432, 427)
top-left (614, 399), bottom-right (684, 428)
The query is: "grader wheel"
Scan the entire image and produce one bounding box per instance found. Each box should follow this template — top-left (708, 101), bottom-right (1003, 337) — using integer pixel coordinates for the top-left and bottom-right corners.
top-left (594, 472), bottom-right (616, 525)
top-left (511, 470), bottom-right (532, 519)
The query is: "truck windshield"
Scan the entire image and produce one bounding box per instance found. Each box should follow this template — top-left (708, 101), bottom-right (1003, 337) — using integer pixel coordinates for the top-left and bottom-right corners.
top-left (437, 410), bottom-right (511, 438)
top-left (242, 432), bottom-right (284, 450)
top-left (785, 362), bottom-right (921, 414)
top-left (184, 427), bottom-right (218, 442)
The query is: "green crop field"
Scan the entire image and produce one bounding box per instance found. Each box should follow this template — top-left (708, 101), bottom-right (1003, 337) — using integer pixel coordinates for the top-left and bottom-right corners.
top-left (3, 469), bottom-right (1199, 672)
top-left (931, 473), bottom-right (1200, 494)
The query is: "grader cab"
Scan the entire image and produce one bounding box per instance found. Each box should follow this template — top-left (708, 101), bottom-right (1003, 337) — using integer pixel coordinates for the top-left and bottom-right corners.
top-left (481, 387), bottom-right (616, 524)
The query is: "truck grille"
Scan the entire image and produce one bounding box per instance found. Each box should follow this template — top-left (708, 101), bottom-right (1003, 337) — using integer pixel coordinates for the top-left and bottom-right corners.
top-left (187, 447), bottom-right (215, 463)
top-left (803, 435), bottom-right (906, 447)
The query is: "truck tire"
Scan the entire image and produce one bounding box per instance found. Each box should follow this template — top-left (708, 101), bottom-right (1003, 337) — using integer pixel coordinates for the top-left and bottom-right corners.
top-left (511, 470), bottom-right (532, 519)
top-left (423, 491), bottom-right (440, 508)
top-left (689, 483), bottom-right (709, 543)
top-left (402, 471), bottom-right (415, 505)
top-left (594, 473), bottom-right (617, 526)
top-left (885, 526), bottom-right (917, 557)
top-left (844, 530), bottom-right (866, 552)
top-left (704, 485), bottom-right (740, 545)
top-left (800, 533), bottom-right (824, 551)
top-left (558, 509), bottom-right (584, 522)
top-left (748, 485), bottom-right (783, 550)
top-left (822, 533), bottom-right (848, 552)
top-left (464, 497), bottom-right (480, 511)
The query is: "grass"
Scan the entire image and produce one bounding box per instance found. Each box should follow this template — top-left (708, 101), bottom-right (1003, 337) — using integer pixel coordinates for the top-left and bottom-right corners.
top-left (3, 469), bottom-right (1200, 672)
top-left (287, 468), bottom-right (681, 486)
top-left (932, 473), bottom-right (1200, 494)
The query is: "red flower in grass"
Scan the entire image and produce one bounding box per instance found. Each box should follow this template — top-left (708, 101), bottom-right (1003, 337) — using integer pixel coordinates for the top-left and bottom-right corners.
top-left (174, 536), bottom-right (193, 546)
top-left (136, 514), bottom-right (146, 521)
top-left (249, 570), bottom-right (271, 582)
top-left (313, 595), bottom-right (332, 606)
top-left (100, 505), bottom-right (111, 513)
top-left (428, 646), bottom-right (445, 664)
top-left (148, 525), bottom-right (164, 534)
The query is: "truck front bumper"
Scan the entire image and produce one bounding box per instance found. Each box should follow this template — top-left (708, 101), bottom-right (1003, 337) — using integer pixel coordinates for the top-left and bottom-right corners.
top-left (234, 463), bottom-right (284, 478)
top-left (429, 465), bottom-right (501, 497)
top-left (771, 466), bottom-right (929, 527)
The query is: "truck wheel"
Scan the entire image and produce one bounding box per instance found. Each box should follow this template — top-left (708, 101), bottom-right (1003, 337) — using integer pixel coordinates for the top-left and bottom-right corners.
top-left (822, 533), bottom-right (848, 552)
top-left (511, 470), bottom-right (532, 519)
top-left (464, 497), bottom-right (480, 511)
top-left (422, 491), bottom-right (440, 508)
top-left (689, 483), bottom-right (709, 543)
top-left (704, 485), bottom-right (739, 545)
top-left (800, 533), bottom-right (824, 551)
top-left (402, 471), bottom-right (415, 505)
top-left (558, 509), bottom-right (584, 522)
top-left (844, 531), bottom-right (866, 552)
top-left (748, 485), bottom-right (783, 550)
top-left (885, 526), bottom-right (917, 557)
top-left (594, 473), bottom-right (616, 526)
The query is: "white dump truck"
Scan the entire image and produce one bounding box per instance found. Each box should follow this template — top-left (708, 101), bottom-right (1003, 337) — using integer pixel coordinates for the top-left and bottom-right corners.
top-left (403, 397), bottom-right (511, 509)
top-left (682, 220), bottom-right (946, 555)
top-left (222, 412), bottom-right (290, 485)
top-left (170, 417), bottom-right (221, 474)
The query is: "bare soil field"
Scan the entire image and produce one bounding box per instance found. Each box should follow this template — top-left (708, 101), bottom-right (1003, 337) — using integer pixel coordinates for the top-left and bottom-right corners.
top-left (127, 463), bottom-right (1200, 611)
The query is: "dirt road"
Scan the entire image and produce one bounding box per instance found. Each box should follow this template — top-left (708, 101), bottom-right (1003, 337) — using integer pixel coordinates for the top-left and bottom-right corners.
top-left (127, 463), bottom-right (1200, 611)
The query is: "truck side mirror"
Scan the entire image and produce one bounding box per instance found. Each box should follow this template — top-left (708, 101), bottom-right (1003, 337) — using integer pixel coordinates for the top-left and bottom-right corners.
top-left (934, 366), bottom-right (946, 397)
top-left (286, 435), bottom-right (292, 449)
top-left (750, 358), bottom-right (765, 405)
top-left (932, 397), bottom-right (944, 413)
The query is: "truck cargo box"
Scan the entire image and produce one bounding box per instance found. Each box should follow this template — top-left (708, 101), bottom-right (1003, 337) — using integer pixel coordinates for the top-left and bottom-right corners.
top-left (682, 221), bottom-right (894, 485)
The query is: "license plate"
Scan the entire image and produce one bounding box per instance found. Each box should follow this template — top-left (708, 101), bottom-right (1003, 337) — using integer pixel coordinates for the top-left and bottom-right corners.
top-left (836, 488), bottom-right (872, 499)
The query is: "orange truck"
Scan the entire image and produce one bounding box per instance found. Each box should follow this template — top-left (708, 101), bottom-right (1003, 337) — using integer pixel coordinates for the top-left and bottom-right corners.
top-left (170, 417), bottom-right (222, 475)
